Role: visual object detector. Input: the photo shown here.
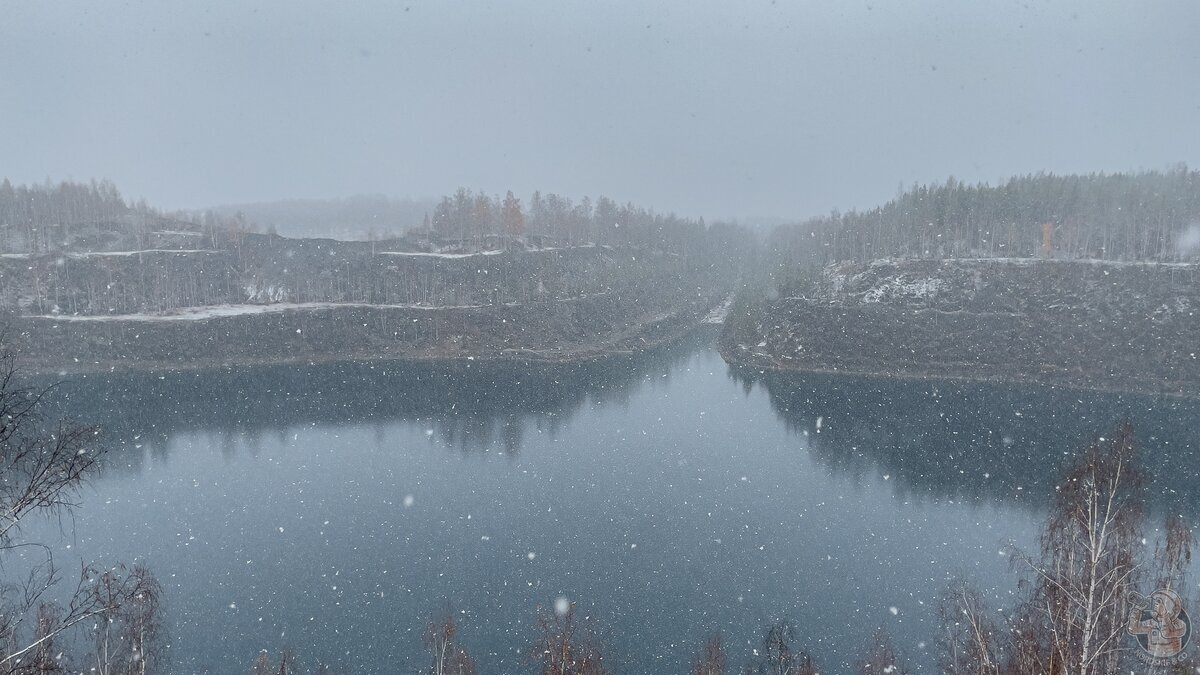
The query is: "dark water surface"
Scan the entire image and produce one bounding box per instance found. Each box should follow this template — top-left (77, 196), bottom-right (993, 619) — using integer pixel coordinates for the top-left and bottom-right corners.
top-left (26, 333), bottom-right (1200, 673)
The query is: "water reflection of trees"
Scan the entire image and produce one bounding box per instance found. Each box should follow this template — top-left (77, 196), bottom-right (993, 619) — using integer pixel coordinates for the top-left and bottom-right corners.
top-left (39, 332), bottom-right (707, 472)
top-left (731, 367), bottom-right (1200, 514)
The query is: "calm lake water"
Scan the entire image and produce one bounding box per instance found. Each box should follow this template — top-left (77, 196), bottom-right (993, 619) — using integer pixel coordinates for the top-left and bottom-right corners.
top-left (27, 332), bottom-right (1200, 673)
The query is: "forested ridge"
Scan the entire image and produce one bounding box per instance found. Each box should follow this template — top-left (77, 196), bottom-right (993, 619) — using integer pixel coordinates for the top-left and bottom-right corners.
top-left (766, 167), bottom-right (1200, 284)
top-left (426, 187), bottom-right (729, 255)
top-left (723, 169), bottom-right (1200, 395)
top-left (0, 178), bottom-right (241, 254)
top-left (0, 178), bottom-right (748, 371)
top-left (0, 179), bottom-right (746, 259)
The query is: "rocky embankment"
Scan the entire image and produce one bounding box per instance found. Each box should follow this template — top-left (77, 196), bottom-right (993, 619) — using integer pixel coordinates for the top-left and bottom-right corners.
top-left (3, 235), bottom-right (729, 372)
top-left (721, 258), bottom-right (1200, 397)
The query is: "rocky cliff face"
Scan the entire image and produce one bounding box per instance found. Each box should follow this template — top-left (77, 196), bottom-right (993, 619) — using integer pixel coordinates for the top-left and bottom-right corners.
top-left (2, 235), bottom-right (730, 372)
top-left (722, 258), bottom-right (1200, 396)
top-left (0, 234), bottom-right (700, 315)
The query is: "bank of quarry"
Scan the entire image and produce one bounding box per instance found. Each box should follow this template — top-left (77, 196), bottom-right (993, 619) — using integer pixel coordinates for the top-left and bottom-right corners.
top-left (721, 257), bottom-right (1200, 397)
top-left (3, 235), bottom-right (731, 373)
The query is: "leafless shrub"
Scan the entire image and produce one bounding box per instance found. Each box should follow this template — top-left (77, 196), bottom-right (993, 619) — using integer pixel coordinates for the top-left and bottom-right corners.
top-left (693, 633), bottom-right (726, 675)
top-left (0, 348), bottom-right (100, 552)
top-left (249, 648), bottom-right (296, 675)
top-left (1153, 513), bottom-right (1192, 593)
top-left (937, 581), bottom-right (999, 675)
top-left (0, 336), bottom-right (163, 674)
top-left (746, 620), bottom-right (818, 675)
top-left (27, 603), bottom-right (66, 674)
top-left (89, 563), bottom-right (165, 675)
top-left (857, 630), bottom-right (907, 675)
top-left (424, 608), bottom-right (475, 675)
top-left (529, 602), bottom-right (608, 675)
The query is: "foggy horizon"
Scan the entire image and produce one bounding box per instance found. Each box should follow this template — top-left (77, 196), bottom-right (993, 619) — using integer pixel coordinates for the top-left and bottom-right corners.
top-left (4, 0), bottom-right (1199, 223)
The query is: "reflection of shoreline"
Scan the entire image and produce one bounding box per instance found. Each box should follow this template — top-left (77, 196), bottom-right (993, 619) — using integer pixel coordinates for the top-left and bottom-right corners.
top-left (23, 317), bottom-right (703, 378)
top-left (722, 355), bottom-right (1200, 401)
top-left (39, 329), bottom-right (713, 470)
top-left (730, 365), bottom-right (1200, 514)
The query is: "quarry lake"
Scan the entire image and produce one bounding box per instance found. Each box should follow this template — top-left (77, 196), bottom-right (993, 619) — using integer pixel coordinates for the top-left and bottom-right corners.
top-left (25, 332), bottom-right (1200, 674)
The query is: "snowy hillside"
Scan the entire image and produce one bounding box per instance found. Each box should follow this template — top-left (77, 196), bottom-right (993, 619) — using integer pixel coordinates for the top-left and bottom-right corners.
top-left (722, 257), bottom-right (1200, 397)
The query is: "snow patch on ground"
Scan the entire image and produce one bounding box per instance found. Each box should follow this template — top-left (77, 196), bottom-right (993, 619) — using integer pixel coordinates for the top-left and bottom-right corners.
top-left (67, 249), bottom-right (219, 258)
top-left (945, 257), bottom-right (1196, 268)
top-left (244, 284), bottom-right (289, 303)
top-left (376, 245), bottom-right (594, 259)
top-left (702, 294), bottom-right (736, 324)
top-left (858, 275), bottom-right (944, 303)
top-left (377, 250), bottom-right (504, 259)
top-left (816, 257), bottom-right (1200, 306)
top-left (152, 230), bottom-right (205, 237)
top-left (34, 302), bottom-right (488, 322)
top-left (823, 266), bottom-right (849, 295)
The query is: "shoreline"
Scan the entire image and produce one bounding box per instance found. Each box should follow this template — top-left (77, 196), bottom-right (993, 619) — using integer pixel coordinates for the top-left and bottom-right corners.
top-left (718, 344), bottom-right (1200, 401)
top-left (721, 258), bottom-right (1200, 401)
top-left (17, 305), bottom-right (723, 377)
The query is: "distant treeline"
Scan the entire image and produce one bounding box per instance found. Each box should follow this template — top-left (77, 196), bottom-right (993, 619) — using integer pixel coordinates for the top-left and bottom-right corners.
top-left (768, 168), bottom-right (1200, 276)
top-left (0, 178), bottom-right (252, 254)
top-left (0, 178), bottom-right (158, 253)
top-left (427, 188), bottom-right (741, 256)
top-left (0, 179), bottom-right (751, 332)
top-left (0, 179), bottom-right (756, 263)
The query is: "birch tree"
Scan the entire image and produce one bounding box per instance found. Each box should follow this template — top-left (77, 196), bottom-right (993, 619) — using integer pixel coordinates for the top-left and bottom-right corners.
top-left (0, 336), bottom-right (162, 674)
top-left (423, 609), bottom-right (475, 675)
top-left (942, 424), bottom-right (1147, 675)
top-left (529, 602), bottom-right (608, 675)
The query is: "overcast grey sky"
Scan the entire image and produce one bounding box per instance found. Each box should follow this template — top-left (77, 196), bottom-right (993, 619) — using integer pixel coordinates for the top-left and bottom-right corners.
top-left (2, 0), bottom-right (1198, 221)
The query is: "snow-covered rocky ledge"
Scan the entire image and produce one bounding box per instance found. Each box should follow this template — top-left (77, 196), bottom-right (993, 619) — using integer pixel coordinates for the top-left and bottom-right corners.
top-left (720, 257), bottom-right (1200, 398)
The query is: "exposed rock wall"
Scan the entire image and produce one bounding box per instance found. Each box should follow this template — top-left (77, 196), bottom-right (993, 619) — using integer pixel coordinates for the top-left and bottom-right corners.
top-left (1, 234), bottom-right (729, 372)
top-left (0, 235), bottom-right (696, 316)
top-left (721, 258), bottom-right (1200, 396)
